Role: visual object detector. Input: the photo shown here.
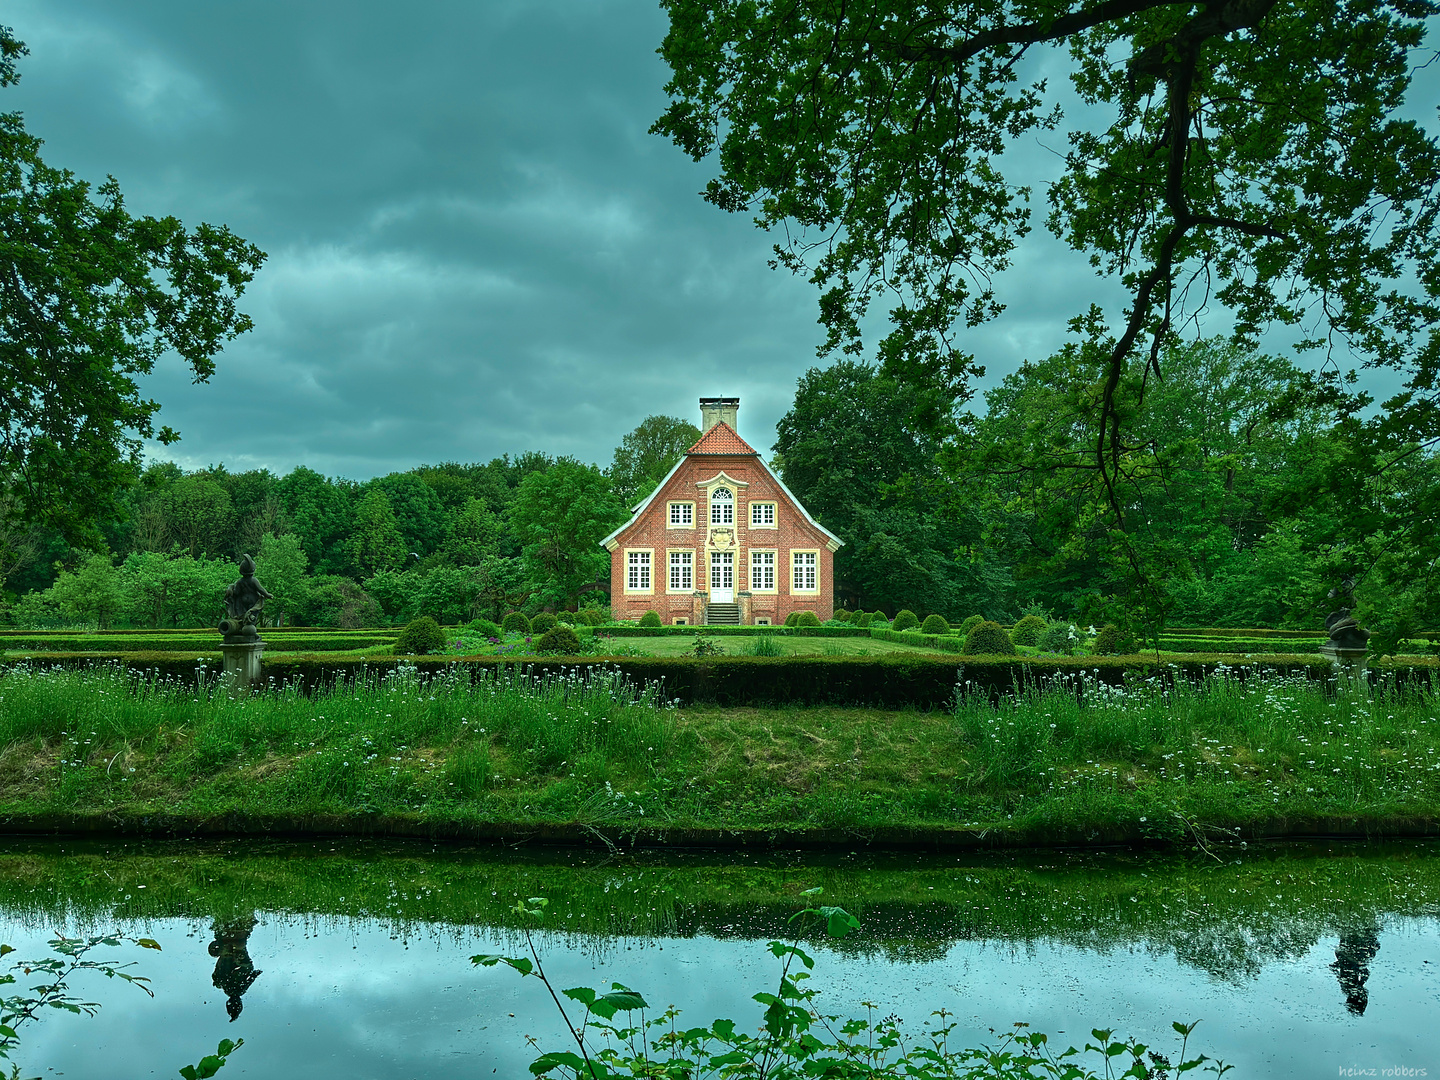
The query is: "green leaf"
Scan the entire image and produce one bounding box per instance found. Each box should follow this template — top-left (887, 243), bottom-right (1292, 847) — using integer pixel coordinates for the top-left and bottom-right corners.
top-left (472, 954), bottom-right (533, 976)
top-left (818, 906), bottom-right (860, 940)
top-left (528, 1050), bottom-right (588, 1076)
top-left (136, 938), bottom-right (162, 951)
top-left (0, 946), bottom-right (12, 958)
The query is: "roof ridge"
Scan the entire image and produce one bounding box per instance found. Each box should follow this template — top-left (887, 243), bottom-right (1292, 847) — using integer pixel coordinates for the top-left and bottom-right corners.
top-left (685, 421), bottom-right (759, 456)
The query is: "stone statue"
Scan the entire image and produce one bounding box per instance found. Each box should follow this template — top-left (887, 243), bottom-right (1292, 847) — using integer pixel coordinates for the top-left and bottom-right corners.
top-left (1323, 574), bottom-right (1370, 650)
top-left (218, 554), bottom-right (273, 643)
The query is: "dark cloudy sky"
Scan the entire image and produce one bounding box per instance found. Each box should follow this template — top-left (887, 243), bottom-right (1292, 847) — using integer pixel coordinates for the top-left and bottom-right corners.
top-left (4, 2), bottom-right (1429, 479)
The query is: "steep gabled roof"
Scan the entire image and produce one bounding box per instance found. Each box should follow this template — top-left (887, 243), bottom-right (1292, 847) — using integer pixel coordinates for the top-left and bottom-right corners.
top-left (684, 422), bottom-right (758, 456)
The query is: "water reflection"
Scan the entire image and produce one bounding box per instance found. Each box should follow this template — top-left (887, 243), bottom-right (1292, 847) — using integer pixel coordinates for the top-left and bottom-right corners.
top-left (1331, 924), bottom-right (1381, 1015)
top-left (208, 914), bottom-right (262, 1021)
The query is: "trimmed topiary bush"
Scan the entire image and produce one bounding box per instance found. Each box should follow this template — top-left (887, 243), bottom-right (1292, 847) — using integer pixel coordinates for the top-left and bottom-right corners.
top-left (1038, 621), bottom-right (1078, 655)
top-left (530, 612), bottom-right (558, 634)
top-left (577, 609), bottom-right (605, 627)
top-left (534, 625), bottom-right (582, 655)
top-left (920, 614), bottom-right (950, 635)
top-left (871, 610), bottom-right (889, 623)
top-left (832, 609), bottom-right (852, 623)
top-left (467, 618), bottom-right (503, 640)
top-left (1092, 624), bottom-right (1138, 655)
top-left (501, 611), bottom-right (531, 635)
top-left (891, 609), bottom-right (920, 632)
top-left (852, 611), bottom-right (874, 628)
top-left (795, 610), bottom-right (821, 627)
top-left (556, 611), bottom-right (576, 625)
top-left (958, 614), bottom-right (985, 637)
top-left (394, 616), bottom-right (446, 655)
top-left (784, 610), bottom-right (801, 627)
top-left (1010, 614), bottom-right (1047, 647)
top-left (639, 610), bottom-right (662, 627)
top-left (963, 620), bottom-right (1018, 656)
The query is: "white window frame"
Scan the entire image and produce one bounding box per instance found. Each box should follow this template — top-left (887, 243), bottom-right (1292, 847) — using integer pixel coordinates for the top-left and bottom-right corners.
top-left (625, 549), bottom-right (652, 594)
top-left (790, 549), bottom-right (819, 593)
top-left (667, 501), bottom-right (695, 528)
top-left (749, 549), bottom-right (777, 592)
top-left (709, 487), bottom-right (735, 525)
top-left (750, 501), bottom-right (777, 528)
top-left (754, 616), bottom-right (772, 626)
top-left (667, 549), bottom-right (694, 593)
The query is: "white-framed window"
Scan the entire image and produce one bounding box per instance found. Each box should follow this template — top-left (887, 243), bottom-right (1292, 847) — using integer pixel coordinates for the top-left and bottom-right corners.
top-left (709, 487), bottom-right (734, 525)
top-left (754, 617), bottom-right (771, 626)
top-left (791, 550), bottom-right (818, 592)
top-left (625, 549), bottom-right (652, 592)
top-left (668, 501), bottom-right (694, 528)
top-left (750, 549), bottom-right (776, 592)
top-left (750, 501), bottom-right (776, 527)
top-left (668, 549), bottom-right (694, 592)
top-left (673, 616), bottom-right (688, 625)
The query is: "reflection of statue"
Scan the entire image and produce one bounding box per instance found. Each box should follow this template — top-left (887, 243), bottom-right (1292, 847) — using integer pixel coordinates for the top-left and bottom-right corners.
top-left (208, 915), bottom-right (262, 1021)
top-left (218, 555), bottom-right (273, 643)
top-left (1331, 926), bottom-right (1380, 1015)
top-left (1324, 575), bottom-right (1370, 650)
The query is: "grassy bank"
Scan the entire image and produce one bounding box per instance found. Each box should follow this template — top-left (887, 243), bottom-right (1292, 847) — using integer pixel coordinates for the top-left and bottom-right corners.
top-left (0, 663), bottom-right (1436, 847)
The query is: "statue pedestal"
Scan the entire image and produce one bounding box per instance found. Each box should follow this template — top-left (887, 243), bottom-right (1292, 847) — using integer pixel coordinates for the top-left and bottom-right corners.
top-left (221, 642), bottom-right (264, 696)
top-left (1320, 643), bottom-right (1368, 697)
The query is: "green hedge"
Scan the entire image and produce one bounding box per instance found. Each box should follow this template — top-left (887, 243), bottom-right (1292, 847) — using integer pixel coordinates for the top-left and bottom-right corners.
top-left (1, 633), bottom-right (395, 653)
top-left (586, 626), bottom-right (872, 638)
top-left (1156, 637), bottom-right (1326, 654)
top-left (871, 627), bottom-right (965, 653)
top-left (8, 652), bottom-right (1433, 708)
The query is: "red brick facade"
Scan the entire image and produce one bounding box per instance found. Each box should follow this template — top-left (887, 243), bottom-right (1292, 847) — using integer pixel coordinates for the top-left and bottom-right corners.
top-left (602, 404), bottom-right (840, 625)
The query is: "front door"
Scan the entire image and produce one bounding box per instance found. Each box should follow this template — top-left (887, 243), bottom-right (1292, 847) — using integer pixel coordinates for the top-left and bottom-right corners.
top-left (710, 550), bottom-right (734, 602)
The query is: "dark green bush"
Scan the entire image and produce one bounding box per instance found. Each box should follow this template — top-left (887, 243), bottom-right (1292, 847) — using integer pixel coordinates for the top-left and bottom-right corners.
top-left (784, 611), bottom-right (801, 627)
top-left (556, 611), bottom-right (576, 625)
top-left (1010, 614), bottom-right (1047, 647)
top-left (530, 612), bottom-right (558, 635)
top-left (871, 610), bottom-right (889, 623)
top-left (1038, 621), bottom-right (1078, 655)
top-left (639, 610), bottom-right (662, 628)
top-left (958, 614), bottom-right (985, 637)
top-left (467, 618), bottom-right (503, 640)
top-left (1092, 624), bottom-right (1138, 655)
top-left (920, 614), bottom-right (950, 635)
top-left (832, 609), bottom-right (852, 623)
top-left (852, 611), bottom-right (874, 628)
top-left (577, 609), bottom-right (605, 627)
top-left (891, 609), bottom-right (920, 632)
top-left (794, 610), bottom-right (821, 627)
top-left (393, 616), bottom-right (447, 656)
top-left (964, 620), bottom-right (1018, 656)
top-left (533, 625), bottom-right (582, 655)
top-left (501, 611), bottom-right (531, 635)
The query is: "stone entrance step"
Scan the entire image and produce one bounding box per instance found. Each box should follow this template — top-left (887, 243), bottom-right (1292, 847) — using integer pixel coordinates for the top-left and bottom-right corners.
top-left (704, 602), bottom-right (741, 625)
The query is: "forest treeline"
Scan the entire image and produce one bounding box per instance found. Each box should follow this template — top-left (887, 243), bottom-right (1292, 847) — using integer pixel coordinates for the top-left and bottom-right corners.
top-left (4, 339), bottom-right (1435, 645)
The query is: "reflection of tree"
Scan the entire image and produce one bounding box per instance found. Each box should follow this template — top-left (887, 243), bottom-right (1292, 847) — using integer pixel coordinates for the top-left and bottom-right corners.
top-left (208, 915), bottom-right (262, 1021)
top-left (1331, 927), bottom-right (1381, 1016)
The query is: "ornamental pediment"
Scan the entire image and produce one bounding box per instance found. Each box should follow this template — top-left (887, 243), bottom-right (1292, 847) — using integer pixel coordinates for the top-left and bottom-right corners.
top-left (694, 471), bottom-right (748, 489)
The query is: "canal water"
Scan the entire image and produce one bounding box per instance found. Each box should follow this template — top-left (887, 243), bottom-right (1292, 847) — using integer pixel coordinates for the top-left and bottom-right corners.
top-left (0, 838), bottom-right (1435, 1078)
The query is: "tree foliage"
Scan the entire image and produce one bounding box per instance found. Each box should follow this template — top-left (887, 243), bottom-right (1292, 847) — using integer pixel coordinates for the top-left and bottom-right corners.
top-left (609, 415), bottom-right (702, 507)
top-left (0, 27), bottom-right (265, 544)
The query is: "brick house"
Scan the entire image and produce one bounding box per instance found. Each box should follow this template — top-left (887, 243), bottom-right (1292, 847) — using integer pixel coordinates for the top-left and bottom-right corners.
top-left (601, 398), bottom-right (841, 625)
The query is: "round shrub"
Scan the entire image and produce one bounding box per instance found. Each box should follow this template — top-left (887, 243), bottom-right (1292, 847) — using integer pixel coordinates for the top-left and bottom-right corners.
top-left (1038, 621), bottom-right (1078, 655)
top-left (784, 610), bottom-right (801, 627)
top-left (556, 610), bottom-right (576, 625)
top-left (871, 610), bottom-right (889, 623)
top-left (958, 614), bottom-right (985, 637)
top-left (639, 610), bottom-right (662, 627)
top-left (1091, 624), bottom-right (1138, 655)
top-left (891, 609), bottom-right (920, 632)
top-left (467, 618), bottom-right (502, 640)
top-left (501, 611), bottom-right (531, 635)
top-left (534, 625), bottom-right (582, 655)
top-left (393, 615), bottom-right (446, 655)
top-left (832, 609), bottom-right (852, 623)
top-left (794, 610), bottom-right (821, 627)
top-left (920, 614), bottom-right (950, 635)
top-left (530, 612), bottom-right (558, 634)
top-left (963, 620), bottom-right (1017, 656)
top-left (578, 609), bottom-right (605, 626)
top-left (852, 611), bottom-right (873, 628)
top-left (1010, 614), bottom-right (1047, 647)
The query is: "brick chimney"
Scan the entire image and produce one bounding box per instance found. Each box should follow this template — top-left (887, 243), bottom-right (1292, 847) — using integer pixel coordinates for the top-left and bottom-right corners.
top-left (699, 397), bottom-right (740, 433)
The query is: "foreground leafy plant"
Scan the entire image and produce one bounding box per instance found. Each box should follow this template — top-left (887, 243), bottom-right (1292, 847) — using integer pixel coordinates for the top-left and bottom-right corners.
top-left (0, 933), bottom-right (241, 1080)
top-left (476, 892), bottom-right (1232, 1078)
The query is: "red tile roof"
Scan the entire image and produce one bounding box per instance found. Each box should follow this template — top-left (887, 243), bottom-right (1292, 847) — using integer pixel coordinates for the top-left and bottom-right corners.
top-left (685, 422), bottom-right (759, 456)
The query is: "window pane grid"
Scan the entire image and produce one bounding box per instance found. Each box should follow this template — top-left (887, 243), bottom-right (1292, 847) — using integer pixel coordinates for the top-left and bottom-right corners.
top-left (751, 503), bottom-right (775, 526)
top-left (669, 502), bottom-right (693, 526)
top-left (792, 551), bottom-right (816, 591)
top-left (750, 550), bottom-right (775, 591)
top-left (709, 488), bottom-right (734, 525)
top-left (669, 551), bottom-right (693, 591)
top-left (627, 551), bottom-right (651, 591)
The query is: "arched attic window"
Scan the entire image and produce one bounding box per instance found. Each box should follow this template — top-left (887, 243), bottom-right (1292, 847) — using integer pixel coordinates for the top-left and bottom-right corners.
top-left (709, 487), bottom-right (734, 525)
